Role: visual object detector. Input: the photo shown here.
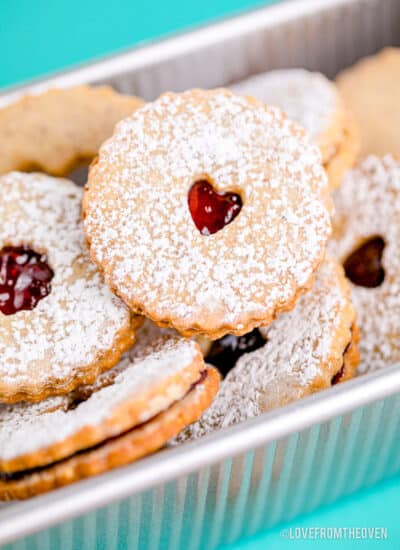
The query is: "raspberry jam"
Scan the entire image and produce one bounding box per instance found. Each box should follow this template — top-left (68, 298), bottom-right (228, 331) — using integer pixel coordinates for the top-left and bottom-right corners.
top-left (343, 236), bottom-right (385, 288)
top-left (206, 329), bottom-right (266, 378)
top-left (188, 180), bottom-right (242, 235)
top-left (0, 246), bottom-right (54, 315)
top-left (331, 365), bottom-right (345, 385)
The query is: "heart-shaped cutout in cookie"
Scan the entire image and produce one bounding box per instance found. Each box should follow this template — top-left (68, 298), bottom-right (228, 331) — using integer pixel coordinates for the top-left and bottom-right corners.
top-left (343, 236), bottom-right (385, 288)
top-left (188, 180), bottom-right (242, 236)
top-left (206, 329), bottom-right (266, 378)
top-left (0, 246), bottom-right (54, 315)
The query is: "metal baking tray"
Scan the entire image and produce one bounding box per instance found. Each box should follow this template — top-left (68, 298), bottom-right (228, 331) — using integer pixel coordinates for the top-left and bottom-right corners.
top-left (1, 0), bottom-right (400, 548)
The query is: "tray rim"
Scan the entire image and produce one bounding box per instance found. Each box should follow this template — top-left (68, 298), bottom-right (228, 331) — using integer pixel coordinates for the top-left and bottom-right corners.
top-left (0, 0), bottom-right (399, 544)
top-left (1, 363), bottom-right (400, 545)
top-left (0, 0), bottom-right (355, 104)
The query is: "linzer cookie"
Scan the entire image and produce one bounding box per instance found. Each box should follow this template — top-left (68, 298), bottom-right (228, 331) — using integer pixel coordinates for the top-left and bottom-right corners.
top-left (176, 258), bottom-right (358, 440)
top-left (0, 172), bottom-right (136, 403)
top-left (0, 371), bottom-right (218, 500)
top-left (337, 48), bottom-right (400, 157)
top-left (330, 155), bottom-right (400, 373)
top-left (0, 322), bottom-right (219, 499)
top-left (231, 69), bottom-right (359, 189)
top-left (83, 89), bottom-right (332, 338)
top-left (0, 85), bottom-right (144, 176)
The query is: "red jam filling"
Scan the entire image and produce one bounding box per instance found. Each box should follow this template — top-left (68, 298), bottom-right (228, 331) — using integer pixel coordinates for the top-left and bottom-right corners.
top-left (188, 180), bottom-right (242, 235)
top-left (0, 246), bottom-right (54, 315)
top-left (331, 365), bottom-right (345, 385)
top-left (343, 236), bottom-right (385, 288)
top-left (206, 329), bottom-right (265, 378)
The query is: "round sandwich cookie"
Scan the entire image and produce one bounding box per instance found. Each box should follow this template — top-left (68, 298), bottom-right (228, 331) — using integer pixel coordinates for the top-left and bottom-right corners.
top-left (0, 321), bottom-right (219, 500)
top-left (330, 155), bottom-right (400, 373)
top-left (83, 88), bottom-right (332, 339)
top-left (0, 85), bottom-right (144, 177)
top-left (175, 258), bottom-right (359, 441)
top-left (337, 48), bottom-right (400, 157)
top-left (231, 69), bottom-right (359, 189)
top-left (0, 172), bottom-right (137, 403)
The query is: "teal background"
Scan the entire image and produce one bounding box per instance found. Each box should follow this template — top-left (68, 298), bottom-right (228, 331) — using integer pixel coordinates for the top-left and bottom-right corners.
top-left (223, 475), bottom-right (399, 549)
top-left (0, 0), bottom-right (279, 89)
top-left (1, 0), bottom-right (400, 548)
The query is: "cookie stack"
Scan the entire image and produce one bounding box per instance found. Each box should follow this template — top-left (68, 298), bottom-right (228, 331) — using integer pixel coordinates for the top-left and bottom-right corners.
top-left (0, 171), bottom-right (218, 500)
top-left (4, 48), bottom-right (398, 497)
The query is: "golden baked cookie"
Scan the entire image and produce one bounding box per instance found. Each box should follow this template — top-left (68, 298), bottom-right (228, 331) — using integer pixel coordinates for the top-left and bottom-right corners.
top-left (0, 85), bottom-right (144, 176)
top-left (324, 116), bottom-right (359, 191)
top-left (231, 69), bottom-right (359, 189)
top-left (83, 89), bottom-right (332, 339)
top-left (330, 155), bottom-right (400, 373)
top-left (336, 48), bottom-right (400, 157)
top-left (0, 373), bottom-right (217, 500)
top-left (0, 321), bottom-right (211, 479)
top-left (0, 172), bottom-right (136, 403)
top-left (176, 258), bottom-right (358, 441)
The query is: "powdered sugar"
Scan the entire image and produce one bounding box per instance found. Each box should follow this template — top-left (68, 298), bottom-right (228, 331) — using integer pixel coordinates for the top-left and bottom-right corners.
top-left (84, 89), bottom-right (331, 335)
top-left (177, 258), bottom-right (350, 440)
top-left (231, 69), bottom-right (339, 146)
top-left (0, 172), bottom-right (131, 391)
top-left (330, 155), bottom-right (400, 373)
top-left (0, 321), bottom-right (199, 461)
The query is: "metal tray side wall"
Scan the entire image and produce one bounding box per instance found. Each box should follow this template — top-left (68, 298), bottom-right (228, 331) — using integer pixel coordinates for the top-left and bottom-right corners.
top-left (3, 393), bottom-right (400, 550)
top-left (1, 0), bottom-right (400, 548)
top-left (103, 0), bottom-right (400, 99)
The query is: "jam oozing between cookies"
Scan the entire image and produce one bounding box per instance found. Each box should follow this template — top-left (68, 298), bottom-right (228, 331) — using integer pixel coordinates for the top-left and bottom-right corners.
top-left (343, 236), bottom-right (385, 288)
top-left (188, 180), bottom-right (242, 235)
top-left (331, 365), bottom-right (345, 385)
top-left (206, 329), bottom-right (266, 377)
top-left (0, 246), bottom-right (54, 315)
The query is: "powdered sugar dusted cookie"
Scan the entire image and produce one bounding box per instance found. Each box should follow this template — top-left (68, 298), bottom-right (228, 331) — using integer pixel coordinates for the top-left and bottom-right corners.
top-left (0, 321), bottom-right (211, 476)
top-left (330, 155), bottom-right (400, 373)
top-left (176, 258), bottom-right (358, 440)
top-left (83, 89), bottom-right (332, 338)
top-left (337, 48), bottom-right (400, 157)
top-left (231, 69), bottom-right (359, 189)
top-left (0, 325), bottom-right (219, 499)
top-left (0, 85), bottom-right (144, 176)
top-left (0, 172), bottom-right (136, 403)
